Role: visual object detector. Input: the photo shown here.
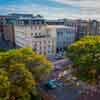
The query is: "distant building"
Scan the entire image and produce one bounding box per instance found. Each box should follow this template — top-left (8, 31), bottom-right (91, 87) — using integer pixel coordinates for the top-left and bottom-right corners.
top-left (9, 13), bottom-right (34, 19)
top-left (0, 16), bottom-right (15, 44)
top-left (46, 19), bottom-right (64, 25)
top-left (0, 13), bottom-right (100, 55)
top-left (75, 20), bottom-right (89, 39)
top-left (47, 25), bottom-right (76, 55)
top-left (76, 19), bottom-right (99, 39)
top-left (98, 21), bottom-right (100, 35)
top-left (58, 19), bottom-right (78, 40)
top-left (88, 20), bottom-right (99, 35)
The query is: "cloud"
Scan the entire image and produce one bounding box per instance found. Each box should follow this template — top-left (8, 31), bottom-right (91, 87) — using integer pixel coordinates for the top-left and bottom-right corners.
top-left (52, 0), bottom-right (100, 20)
top-left (0, 0), bottom-right (99, 20)
top-left (0, 3), bottom-right (80, 19)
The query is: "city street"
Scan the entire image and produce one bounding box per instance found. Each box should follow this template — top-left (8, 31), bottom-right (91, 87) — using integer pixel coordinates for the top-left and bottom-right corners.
top-left (40, 58), bottom-right (100, 100)
top-left (47, 80), bottom-right (81, 100)
top-left (39, 58), bottom-right (81, 100)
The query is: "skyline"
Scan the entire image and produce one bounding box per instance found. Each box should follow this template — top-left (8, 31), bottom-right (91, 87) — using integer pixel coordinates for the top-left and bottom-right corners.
top-left (0, 0), bottom-right (99, 20)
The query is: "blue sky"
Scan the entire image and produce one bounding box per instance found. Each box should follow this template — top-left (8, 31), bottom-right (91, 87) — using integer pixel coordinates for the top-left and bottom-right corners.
top-left (0, 0), bottom-right (99, 19)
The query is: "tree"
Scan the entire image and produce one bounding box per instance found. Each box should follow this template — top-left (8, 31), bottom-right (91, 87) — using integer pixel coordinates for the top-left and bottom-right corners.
top-left (65, 36), bottom-right (100, 84)
top-left (0, 69), bottom-right (10, 100)
top-left (0, 48), bottom-right (53, 100)
top-left (0, 48), bottom-right (6, 52)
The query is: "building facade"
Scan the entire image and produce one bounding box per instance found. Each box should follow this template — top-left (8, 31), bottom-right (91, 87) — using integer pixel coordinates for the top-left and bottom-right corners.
top-left (1, 13), bottom-right (100, 56)
top-left (14, 17), bottom-right (76, 56)
top-left (47, 25), bottom-right (76, 55)
top-left (14, 18), bottom-right (56, 56)
top-left (88, 20), bottom-right (99, 35)
top-left (98, 21), bottom-right (100, 35)
top-left (0, 16), bottom-right (15, 44)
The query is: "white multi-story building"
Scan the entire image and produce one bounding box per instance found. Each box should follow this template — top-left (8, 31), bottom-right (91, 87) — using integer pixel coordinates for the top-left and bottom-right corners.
top-left (14, 18), bottom-right (56, 56)
top-left (14, 16), bottom-right (76, 56)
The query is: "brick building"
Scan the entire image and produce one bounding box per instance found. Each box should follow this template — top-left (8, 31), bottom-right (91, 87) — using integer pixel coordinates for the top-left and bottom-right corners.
top-left (0, 16), bottom-right (15, 45)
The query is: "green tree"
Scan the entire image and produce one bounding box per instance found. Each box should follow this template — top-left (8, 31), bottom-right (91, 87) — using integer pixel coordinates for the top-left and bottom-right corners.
top-left (0, 69), bottom-right (10, 100)
top-left (0, 48), bottom-right (53, 100)
top-left (65, 36), bottom-right (100, 84)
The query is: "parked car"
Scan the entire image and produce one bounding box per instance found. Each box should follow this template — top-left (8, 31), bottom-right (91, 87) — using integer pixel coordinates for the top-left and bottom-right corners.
top-left (44, 80), bottom-right (57, 89)
top-left (44, 80), bottom-right (63, 89)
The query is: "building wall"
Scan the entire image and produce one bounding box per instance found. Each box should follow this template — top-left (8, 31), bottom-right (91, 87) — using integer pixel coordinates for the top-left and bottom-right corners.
top-left (14, 25), bottom-right (32, 47)
top-left (46, 25), bottom-right (76, 55)
top-left (56, 27), bottom-right (75, 54)
top-left (32, 37), bottom-right (56, 55)
top-left (76, 20), bottom-right (89, 39)
top-left (3, 24), bottom-right (15, 43)
top-left (0, 16), bottom-right (15, 44)
top-left (31, 24), bottom-right (48, 37)
top-left (98, 22), bottom-right (100, 35)
top-left (87, 20), bottom-right (98, 35)
top-left (14, 23), bottom-right (56, 56)
top-left (76, 20), bottom-right (99, 39)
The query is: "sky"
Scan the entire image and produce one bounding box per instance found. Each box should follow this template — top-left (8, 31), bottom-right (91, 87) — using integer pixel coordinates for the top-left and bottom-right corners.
top-left (0, 0), bottom-right (99, 20)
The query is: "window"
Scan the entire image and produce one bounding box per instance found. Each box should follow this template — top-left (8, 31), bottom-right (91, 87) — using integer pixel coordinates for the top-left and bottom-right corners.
top-left (35, 33), bottom-right (37, 36)
top-left (39, 32), bottom-right (41, 36)
top-left (39, 25), bottom-right (41, 30)
top-left (35, 26), bottom-right (37, 30)
top-left (48, 45), bottom-right (51, 48)
top-left (48, 40), bottom-right (51, 44)
top-left (24, 20), bottom-right (29, 25)
top-left (21, 21), bottom-right (24, 25)
top-left (44, 40), bottom-right (46, 43)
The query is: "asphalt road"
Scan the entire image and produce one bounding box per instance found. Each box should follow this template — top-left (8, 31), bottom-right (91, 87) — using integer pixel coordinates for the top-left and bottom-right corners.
top-left (40, 59), bottom-right (81, 100)
top-left (48, 59), bottom-right (100, 100)
top-left (47, 81), bottom-right (80, 100)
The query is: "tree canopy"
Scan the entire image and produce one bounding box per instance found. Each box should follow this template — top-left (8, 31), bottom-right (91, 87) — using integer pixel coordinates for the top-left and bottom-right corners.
top-left (0, 48), bottom-right (6, 52)
top-left (65, 36), bottom-right (100, 84)
top-left (0, 48), bottom-right (53, 100)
